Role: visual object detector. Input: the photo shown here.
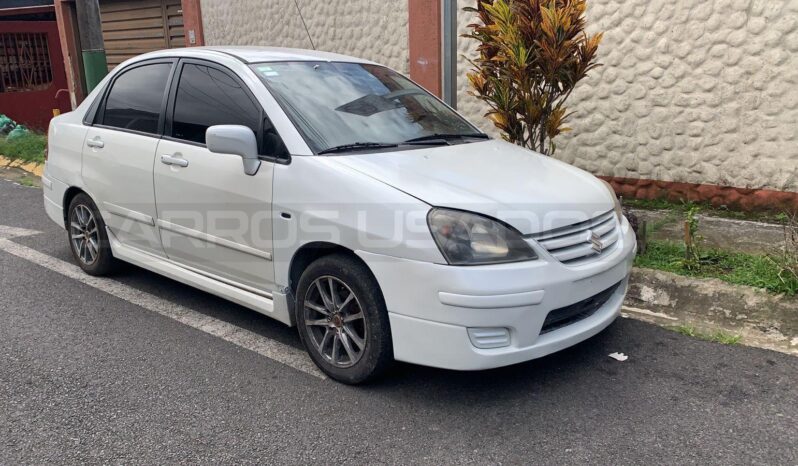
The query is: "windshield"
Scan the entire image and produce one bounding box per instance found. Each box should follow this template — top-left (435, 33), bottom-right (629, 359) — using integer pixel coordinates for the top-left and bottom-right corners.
top-left (250, 62), bottom-right (483, 154)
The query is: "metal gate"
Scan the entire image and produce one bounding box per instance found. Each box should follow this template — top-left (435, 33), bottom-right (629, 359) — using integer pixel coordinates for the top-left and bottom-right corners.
top-left (0, 21), bottom-right (69, 130)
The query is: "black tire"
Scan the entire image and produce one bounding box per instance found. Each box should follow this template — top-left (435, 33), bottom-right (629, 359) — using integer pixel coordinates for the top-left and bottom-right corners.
top-left (67, 193), bottom-right (117, 276)
top-left (295, 253), bottom-right (393, 384)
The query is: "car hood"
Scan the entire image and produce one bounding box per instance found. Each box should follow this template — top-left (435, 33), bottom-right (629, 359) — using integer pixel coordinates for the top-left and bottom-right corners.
top-left (330, 139), bottom-right (615, 235)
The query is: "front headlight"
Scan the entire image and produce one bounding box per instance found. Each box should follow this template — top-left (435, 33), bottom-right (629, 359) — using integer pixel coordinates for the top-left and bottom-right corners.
top-left (600, 179), bottom-right (623, 222)
top-left (427, 208), bottom-right (538, 265)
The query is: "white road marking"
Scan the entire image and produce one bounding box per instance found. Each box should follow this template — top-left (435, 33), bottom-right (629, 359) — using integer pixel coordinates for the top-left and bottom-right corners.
top-left (0, 225), bottom-right (325, 380)
top-left (0, 225), bottom-right (41, 238)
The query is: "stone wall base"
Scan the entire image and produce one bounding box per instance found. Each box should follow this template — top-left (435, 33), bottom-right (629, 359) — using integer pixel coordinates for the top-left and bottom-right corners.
top-left (604, 176), bottom-right (798, 213)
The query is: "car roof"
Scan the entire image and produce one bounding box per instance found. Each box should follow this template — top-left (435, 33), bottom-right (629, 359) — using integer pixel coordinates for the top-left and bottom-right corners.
top-left (135, 46), bottom-right (378, 65)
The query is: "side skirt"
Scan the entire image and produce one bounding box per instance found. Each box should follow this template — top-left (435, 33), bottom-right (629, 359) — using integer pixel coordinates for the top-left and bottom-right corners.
top-left (106, 227), bottom-right (293, 326)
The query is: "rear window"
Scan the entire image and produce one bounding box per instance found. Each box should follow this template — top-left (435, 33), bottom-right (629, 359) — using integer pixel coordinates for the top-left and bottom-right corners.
top-left (102, 63), bottom-right (171, 134)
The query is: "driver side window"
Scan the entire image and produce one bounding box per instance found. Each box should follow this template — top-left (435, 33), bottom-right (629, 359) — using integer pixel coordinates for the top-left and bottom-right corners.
top-left (101, 63), bottom-right (172, 134)
top-left (171, 64), bottom-right (259, 145)
top-left (171, 63), bottom-right (289, 158)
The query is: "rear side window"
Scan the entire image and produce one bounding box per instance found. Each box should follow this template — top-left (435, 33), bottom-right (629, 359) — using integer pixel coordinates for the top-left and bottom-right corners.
top-left (171, 64), bottom-right (260, 145)
top-left (102, 63), bottom-right (171, 134)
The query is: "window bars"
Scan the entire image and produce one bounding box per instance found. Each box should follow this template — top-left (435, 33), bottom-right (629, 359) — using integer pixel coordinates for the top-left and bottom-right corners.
top-left (0, 32), bottom-right (53, 93)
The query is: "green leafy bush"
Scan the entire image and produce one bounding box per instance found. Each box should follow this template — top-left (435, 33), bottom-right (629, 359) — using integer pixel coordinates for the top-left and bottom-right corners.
top-left (463, 0), bottom-right (603, 154)
top-left (674, 206), bottom-right (703, 271)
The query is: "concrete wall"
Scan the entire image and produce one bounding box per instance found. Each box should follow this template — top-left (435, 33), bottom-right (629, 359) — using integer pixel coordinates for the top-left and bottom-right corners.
top-left (199, 0), bottom-right (409, 73)
top-left (457, 0), bottom-right (798, 193)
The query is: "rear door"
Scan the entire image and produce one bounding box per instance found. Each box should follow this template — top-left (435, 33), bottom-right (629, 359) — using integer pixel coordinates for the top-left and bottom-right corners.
top-left (82, 59), bottom-right (176, 256)
top-left (153, 59), bottom-right (284, 293)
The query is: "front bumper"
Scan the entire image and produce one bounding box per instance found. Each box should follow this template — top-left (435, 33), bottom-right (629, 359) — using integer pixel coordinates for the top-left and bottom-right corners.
top-left (356, 216), bottom-right (636, 371)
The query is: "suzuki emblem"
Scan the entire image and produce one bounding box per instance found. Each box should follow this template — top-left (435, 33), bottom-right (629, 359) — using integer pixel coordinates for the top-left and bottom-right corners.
top-left (587, 230), bottom-right (603, 254)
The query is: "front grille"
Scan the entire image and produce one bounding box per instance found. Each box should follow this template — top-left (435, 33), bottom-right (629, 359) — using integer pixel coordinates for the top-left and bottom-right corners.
top-left (526, 210), bottom-right (619, 264)
top-left (540, 281), bottom-right (622, 334)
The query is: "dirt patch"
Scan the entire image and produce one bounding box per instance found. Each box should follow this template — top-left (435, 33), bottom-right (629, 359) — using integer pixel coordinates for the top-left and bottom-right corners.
top-left (0, 166), bottom-right (41, 188)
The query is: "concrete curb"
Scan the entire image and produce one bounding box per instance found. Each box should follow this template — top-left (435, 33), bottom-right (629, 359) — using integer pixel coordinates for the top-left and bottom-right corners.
top-left (0, 155), bottom-right (43, 177)
top-left (624, 268), bottom-right (798, 355)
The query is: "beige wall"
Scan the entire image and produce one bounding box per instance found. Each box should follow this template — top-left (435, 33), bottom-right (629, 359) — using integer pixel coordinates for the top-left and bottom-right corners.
top-left (457, 0), bottom-right (798, 192)
top-left (200, 0), bottom-right (409, 73)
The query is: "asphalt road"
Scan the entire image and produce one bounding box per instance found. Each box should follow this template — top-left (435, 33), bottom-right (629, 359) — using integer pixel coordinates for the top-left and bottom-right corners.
top-left (1, 178), bottom-right (796, 465)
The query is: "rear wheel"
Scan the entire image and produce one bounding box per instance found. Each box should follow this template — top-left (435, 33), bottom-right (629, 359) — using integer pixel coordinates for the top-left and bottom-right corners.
top-left (67, 193), bottom-right (117, 276)
top-left (295, 253), bottom-right (393, 384)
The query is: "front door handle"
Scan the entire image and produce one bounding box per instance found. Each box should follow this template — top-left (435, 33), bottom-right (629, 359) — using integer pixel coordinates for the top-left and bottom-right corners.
top-left (161, 154), bottom-right (189, 167)
top-left (86, 137), bottom-right (104, 148)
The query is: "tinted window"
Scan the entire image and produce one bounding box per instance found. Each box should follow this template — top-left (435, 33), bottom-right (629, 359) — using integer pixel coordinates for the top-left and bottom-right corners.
top-left (103, 63), bottom-right (171, 134)
top-left (172, 64), bottom-right (260, 145)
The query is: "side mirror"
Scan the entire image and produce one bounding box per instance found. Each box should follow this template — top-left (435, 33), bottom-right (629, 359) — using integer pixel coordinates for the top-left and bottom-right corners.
top-left (206, 125), bottom-right (261, 176)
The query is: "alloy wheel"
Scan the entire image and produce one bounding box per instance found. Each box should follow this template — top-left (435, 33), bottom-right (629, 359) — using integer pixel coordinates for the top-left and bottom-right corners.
top-left (303, 276), bottom-right (367, 368)
top-left (69, 204), bottom-right (100, 265)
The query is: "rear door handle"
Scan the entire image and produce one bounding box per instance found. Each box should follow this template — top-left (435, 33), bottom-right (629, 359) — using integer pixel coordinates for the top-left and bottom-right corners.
top-left (161, 154), bottom-right (189, 167)
top-left (86, 137), bottom-right (104, 148)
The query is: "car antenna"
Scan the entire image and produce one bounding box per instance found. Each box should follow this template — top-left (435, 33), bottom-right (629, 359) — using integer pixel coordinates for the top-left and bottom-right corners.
top-left (293, 0), bottom-right (316, 50)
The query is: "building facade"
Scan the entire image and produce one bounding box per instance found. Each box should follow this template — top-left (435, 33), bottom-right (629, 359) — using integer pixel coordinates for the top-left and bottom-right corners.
top-left (49, 0), bottom-right (798, 210)
top-left (455, 0), bottom-right (798, 210)
top-left (0, 0), bottom-right (71, 130)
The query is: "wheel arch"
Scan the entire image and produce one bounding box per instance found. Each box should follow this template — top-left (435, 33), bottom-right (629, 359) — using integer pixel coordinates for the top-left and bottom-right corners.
top-left (62, 186), bottom-right (88, 227)
top-left (288, 242), bottom-right (376, 295)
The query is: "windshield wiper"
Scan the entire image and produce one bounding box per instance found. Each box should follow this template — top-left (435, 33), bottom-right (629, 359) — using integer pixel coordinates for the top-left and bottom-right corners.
top-left (402, 133), bottom-right (490, 144)
top-left (318, 133), bottom-right (489, 154)
top-left (318, 142), bottom-right (399, 155)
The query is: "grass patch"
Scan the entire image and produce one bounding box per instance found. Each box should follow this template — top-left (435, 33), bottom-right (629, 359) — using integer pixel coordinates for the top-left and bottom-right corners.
top-left (635, 240), bottom-right (798, 295)
top-left (0, 132), bottom-right (46, 165)
top-left (623, 198), bottom-right (788, 224)
top-left (18, 176), bottom-right (37, 187)
top-left (671, 325), bottom-right (741, 345)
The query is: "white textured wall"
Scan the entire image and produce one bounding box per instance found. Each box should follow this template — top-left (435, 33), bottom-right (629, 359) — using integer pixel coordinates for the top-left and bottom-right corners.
top-left (200, 0), bottom-right (409, 73)
top-left (457, 1), bottom-right (496, 137)
top-left (457, 0), bottom-right (798, 192)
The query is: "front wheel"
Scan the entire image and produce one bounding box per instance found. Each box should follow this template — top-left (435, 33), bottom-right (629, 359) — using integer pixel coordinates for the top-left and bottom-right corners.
top-left (295, 254), bottom-right (393, 384)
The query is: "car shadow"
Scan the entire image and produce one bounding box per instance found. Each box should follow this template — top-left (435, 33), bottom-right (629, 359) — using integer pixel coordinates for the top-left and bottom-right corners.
top-left (372, 322), bottom-right (628, 392)
top-left (96, 258), bottom-right (756, 411)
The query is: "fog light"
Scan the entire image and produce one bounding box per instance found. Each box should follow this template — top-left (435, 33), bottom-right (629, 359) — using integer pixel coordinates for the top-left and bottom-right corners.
top-left (467, 327), bottom-right (511, 349)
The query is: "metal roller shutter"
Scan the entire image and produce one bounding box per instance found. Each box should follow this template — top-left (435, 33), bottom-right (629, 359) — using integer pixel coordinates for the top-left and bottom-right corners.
top-left (100, 0), bottom-right (185, 70)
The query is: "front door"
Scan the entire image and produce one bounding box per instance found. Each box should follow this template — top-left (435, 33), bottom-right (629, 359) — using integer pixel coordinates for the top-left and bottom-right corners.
top-left (153, 60), bottom-right (276, 292)
top-left (82, 60), bottom-right (175, 257)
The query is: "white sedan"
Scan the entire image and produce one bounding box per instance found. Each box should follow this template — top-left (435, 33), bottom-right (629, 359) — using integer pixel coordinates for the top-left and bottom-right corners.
top-left (43, 47), bottom-right (635, 383)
